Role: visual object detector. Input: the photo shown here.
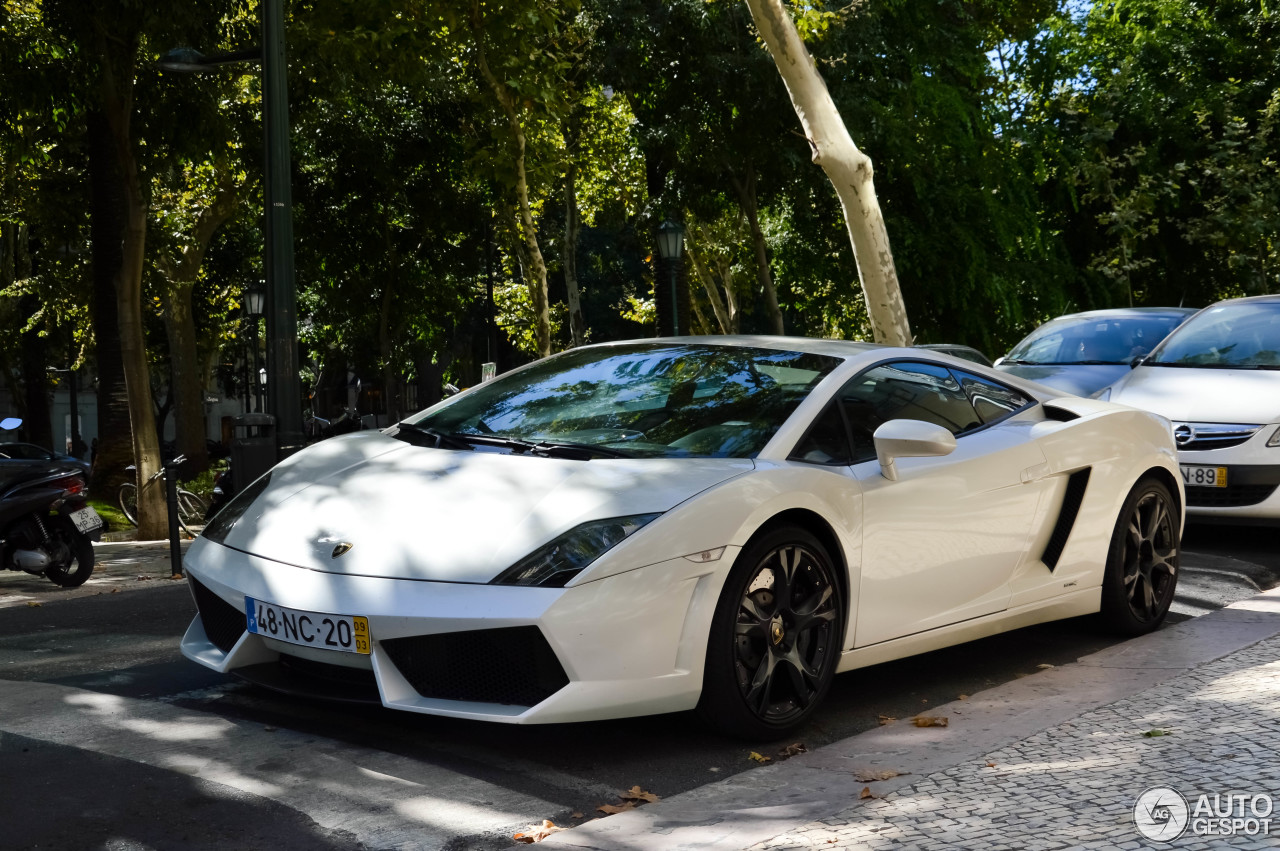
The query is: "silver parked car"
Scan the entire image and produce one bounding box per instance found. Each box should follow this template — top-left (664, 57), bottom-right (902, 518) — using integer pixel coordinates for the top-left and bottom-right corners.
top-left (996, 307), bottom-right (1195, 396)
top-left (1102, 295), bottom-right (1280, 521)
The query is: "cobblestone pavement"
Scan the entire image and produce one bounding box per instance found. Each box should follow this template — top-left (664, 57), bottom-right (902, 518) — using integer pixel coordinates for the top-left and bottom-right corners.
top-left (752, 634), bottom-right (1280, 850)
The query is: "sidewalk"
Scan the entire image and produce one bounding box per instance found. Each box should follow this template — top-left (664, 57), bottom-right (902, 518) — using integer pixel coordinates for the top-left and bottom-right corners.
top-left (0, 538), bottom-right (191, 609)
top-left (535, 590), bottom-right (1280, 850)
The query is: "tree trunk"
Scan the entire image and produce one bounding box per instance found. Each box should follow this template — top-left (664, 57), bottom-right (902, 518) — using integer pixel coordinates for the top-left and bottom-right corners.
top-left (563, 158), bottom-right (585, 347)
top-left (686, 242), bottom-right (732, 335)
top-left (730, 166), bottom-right (784, 335)
top-left (743, 0), bottom-right (912, 346)
top-left (472, 2), bottom-right (552, 358)
top-left (87, 111), bottom-right (134, 498)
top-left (156, 171), bottom-right (239, 478)
top-left (101, 45), bottom-right (166, 540)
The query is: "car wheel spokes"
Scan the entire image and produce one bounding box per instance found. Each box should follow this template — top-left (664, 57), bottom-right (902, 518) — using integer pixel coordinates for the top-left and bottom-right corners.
top-left (1122, 492), bottom-right (1178, 623)
top-left (734, 544), bottom-right (837, 723)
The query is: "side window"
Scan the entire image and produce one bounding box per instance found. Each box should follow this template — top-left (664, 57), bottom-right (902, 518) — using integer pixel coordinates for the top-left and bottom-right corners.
top-left (790, 403), bottom-right (852, 465)
top-left (954, 370), bottom-right (1032, 424)
top-left (841, 362), bottom-right (983, 457)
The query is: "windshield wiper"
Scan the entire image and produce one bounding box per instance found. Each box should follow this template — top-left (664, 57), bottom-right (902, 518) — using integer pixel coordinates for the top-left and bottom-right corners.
top-left (392, 422), bottom-right (473, 450)
top-left (454, 433), bottom-right (539, 453)
top-left (530, 441), bottom-right (633, 460)
top-left (1000, 358), bottom-right (1041, 365)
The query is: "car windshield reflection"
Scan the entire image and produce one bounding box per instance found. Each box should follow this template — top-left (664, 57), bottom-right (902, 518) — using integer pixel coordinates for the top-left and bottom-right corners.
top-left (404, 343), bottom-right (841, 459)
top-left (1147, 303), bottom-right (1280, 369)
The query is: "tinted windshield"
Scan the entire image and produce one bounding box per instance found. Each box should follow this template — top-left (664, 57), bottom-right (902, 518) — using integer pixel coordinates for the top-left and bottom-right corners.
top-left (1148, 303), bottom-right (1280, 368)
top-left (1005, 313), bottom-right (1189, 365)
top-left (408, 343), bottom-right (841, 458)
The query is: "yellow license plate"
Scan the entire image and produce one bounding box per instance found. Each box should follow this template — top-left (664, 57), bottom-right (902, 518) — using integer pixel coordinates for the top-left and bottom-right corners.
top-left (1180, 465), bottom-right (1227, 488)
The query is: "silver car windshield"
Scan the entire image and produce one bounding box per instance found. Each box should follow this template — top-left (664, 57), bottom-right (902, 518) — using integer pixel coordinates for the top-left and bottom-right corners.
top-left (1147, 303), bottom-right (1280, 369)
top-left (1005, 313), bottom-right (1189, 365)
top-left (406, 343), bottom-right (841, 458)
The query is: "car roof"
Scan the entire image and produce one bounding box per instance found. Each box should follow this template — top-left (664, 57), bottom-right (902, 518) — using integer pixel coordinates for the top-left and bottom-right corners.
top-left (1046, 306), bottom-right (1197, 322)
top-left (1205, 294), bottom-right (1280, 307)
top-left (582, 335), bottom-right (887, 359)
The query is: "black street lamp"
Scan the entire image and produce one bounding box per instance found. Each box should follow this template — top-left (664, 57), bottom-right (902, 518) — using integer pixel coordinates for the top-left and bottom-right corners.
top-left (244, 282), bottom-right (265, 413)
top-left (159, 0), bottom-right (304, 460)
top-left (656, 220), bottom-right (686, 337)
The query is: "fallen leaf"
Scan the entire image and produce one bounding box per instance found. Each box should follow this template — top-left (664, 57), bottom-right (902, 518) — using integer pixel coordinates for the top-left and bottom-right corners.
top-left (110, 588), bottom-right (121, 593)
top-left (596, 802), bottom-right (636, 815)
top-left (957, 694), bottom-right (969, 700)
top-left (912, 716), bottom-right (949, 728)
top-left (1142, 729), bottom-right (1170, 738)
top-left (748, 751), bottom-right (773, 763)
top-left (985, 762), bottom-right (997, 768)
top-left (1036, 663), bottom-right (1055, 670)
top-left (620, 785), bottom-right (660, 804)
top-left (135, 575), bottom-right (152, 582)
top-left (25, 601), bottom-right (41, 608)
top-left (777, 743), bottom-right (808, 759)
top-left (877, 715), bottom-right (896, 726)
top-left (853, 768), bottom-right (903, 782)
top-left (513, 820), bottom-right (566, 843)
top-left (169, 573), bottom-right (185, 581)
top-left (570, 812), bottom-right (583, 820)
top-left (859, 786), bottom-right (876, 800)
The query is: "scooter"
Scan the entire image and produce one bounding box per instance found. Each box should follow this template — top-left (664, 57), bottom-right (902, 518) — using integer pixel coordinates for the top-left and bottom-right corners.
top-left (0, 418), bottom-right (102, 588)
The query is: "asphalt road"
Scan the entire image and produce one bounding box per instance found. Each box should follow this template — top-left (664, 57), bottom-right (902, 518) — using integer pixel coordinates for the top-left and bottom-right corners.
top-left (0, 521), bottom-right (1276, 850)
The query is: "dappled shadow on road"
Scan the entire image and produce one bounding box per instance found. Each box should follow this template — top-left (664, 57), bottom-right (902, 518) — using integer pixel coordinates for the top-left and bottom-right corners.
top-left (0, 729), bottom-right (357, 851)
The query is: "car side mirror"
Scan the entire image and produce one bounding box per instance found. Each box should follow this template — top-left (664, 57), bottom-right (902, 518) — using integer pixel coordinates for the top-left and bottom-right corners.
top-left (0, 417), bottom-right (21, 430)
top-left (993, 356), bottom-right (1005, 367)
top-left (873, 420), bottom-right (957, 481)
top-left (1129, 354), bottom-right (1147, 368)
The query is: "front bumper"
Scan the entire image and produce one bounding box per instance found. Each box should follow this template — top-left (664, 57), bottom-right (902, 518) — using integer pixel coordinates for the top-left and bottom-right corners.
top-left (1177, 424), bottom-right (1280, 519)
top-left (181, 538), bottom-right (735, 724)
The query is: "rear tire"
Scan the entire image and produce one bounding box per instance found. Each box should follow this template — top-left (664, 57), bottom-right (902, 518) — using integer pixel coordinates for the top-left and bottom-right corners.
top-left (697, 525), bottom-right (843, 740)
top-left (1099, 476), bottom-right (1179, 635)
top-left (44, 518), bottom-right (95, 588)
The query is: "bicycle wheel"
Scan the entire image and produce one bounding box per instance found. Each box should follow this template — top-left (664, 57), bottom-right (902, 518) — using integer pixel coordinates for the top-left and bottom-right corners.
top-left (177, 489), bottom-right (208, 537)
top-left (118, 482), bottom-right (138, 526)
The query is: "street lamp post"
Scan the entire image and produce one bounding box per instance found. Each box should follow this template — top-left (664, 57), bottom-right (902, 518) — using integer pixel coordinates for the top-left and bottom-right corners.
top-left (656, 220), bottom-right (685, 337)
top-left (159, 0), bottom-right (304, 460)
top-left (244, 283), bottom-right (265, 413)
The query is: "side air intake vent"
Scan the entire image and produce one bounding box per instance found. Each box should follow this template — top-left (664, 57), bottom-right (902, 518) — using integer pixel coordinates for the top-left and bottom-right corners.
top-left (1042, 402), bottom-right (1081, 423)
top-left (1042, 468), bottom-right (1092, 570)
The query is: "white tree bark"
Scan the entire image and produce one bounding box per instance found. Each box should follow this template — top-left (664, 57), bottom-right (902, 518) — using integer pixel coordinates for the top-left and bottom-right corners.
top-left (743, 0), bottom-right (912, 346)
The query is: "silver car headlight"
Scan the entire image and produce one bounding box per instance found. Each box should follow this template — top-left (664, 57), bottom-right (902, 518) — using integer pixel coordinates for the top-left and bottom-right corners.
top-left (491, 514), bottom-right (662, 587)
top-left (1268, 426), bottom-right (1280, 448)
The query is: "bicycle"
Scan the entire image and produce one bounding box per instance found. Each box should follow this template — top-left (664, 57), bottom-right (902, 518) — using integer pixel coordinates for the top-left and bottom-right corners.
top-left (118, 455), bottom-right (208, 537)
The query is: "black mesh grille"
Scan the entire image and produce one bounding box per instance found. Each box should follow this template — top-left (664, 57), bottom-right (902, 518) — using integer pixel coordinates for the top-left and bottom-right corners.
top-left (381, 626), bottom-right (569, 707)
top-left (1042, 468), bottom-right (1091, 570)
top-left (1187, 484), bottom-right (1278, 508)
top-left (189, 576), bottom-right (246, 653)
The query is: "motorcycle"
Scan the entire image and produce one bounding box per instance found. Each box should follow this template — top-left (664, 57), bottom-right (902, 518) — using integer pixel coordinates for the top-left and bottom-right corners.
top-left (0, 417), bottom-right (102, 588)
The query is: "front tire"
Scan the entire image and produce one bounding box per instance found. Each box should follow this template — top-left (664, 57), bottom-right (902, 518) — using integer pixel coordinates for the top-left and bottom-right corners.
top-left (698, 526), bottom-right (843, 740)
top-left (1100, 476), bottom-right (1179, 635)
top-left (44, 518), bottom-right (95, 588)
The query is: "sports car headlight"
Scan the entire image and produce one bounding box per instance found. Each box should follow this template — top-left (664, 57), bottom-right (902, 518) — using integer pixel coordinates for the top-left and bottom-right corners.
top-left (1269, 426), bottom-right (1280, 448)
top-left (491, 514), bottom-right (662, 588)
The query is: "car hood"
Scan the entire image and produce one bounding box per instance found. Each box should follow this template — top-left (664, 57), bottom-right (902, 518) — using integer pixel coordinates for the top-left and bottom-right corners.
top-left (995, 364), bottom-right (1128, 397)
top-left (1110, 366), bottom-right (1280, 423)
top-left (220, 432), bottom-right (754, 583)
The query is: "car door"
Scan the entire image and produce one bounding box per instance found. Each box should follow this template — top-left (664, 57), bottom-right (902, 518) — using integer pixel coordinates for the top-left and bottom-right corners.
top-left (841, 361), bottom-right (1050, 647)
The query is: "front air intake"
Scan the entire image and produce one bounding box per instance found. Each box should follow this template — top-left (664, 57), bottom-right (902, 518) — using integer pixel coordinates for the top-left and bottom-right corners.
top-left (188, 576), bottom-right (246, 653)
top-left (381, 626), bottom-right (569, 707)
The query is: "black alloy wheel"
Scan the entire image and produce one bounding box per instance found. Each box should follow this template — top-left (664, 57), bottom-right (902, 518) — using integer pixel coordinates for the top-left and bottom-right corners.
top-left (1101, 476), bottom-right (1179, 635)
top-left (699, 526), bottom-right (843, 739)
